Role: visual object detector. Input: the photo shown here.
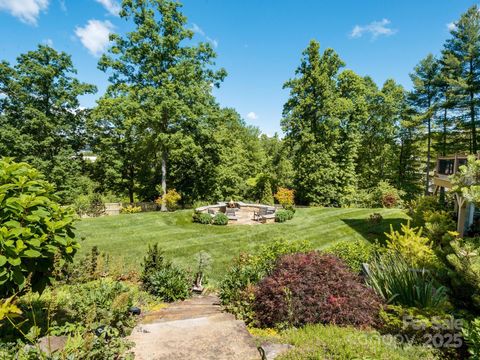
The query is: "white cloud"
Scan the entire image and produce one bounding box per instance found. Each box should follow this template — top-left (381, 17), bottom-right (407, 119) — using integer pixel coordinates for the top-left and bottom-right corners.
top-left (447, 22), bottom-right (457, 31)
top-left (350, 18), bottom-right (397, 40)
top-left (246, 112), bottom-right (258, 121)
top-left (75, 19), bottom-right (114, 57)
top-left (43, 38), bottom-right (53, 46)
top-left (0, 0), bottom-right (49, 25)
top-left (58, 0), bottom-right (66, 12)
top-left (191, 23), bottom-right (218, 48)
top-left (207, 37), bottom-right (218, 48)
top-left (95, 0), bottom-right (120, 16)
top-left (191, 23), bottom-right (205, 36)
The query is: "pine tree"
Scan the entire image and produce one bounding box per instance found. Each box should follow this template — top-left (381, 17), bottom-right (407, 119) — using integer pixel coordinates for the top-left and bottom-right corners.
top-left (409, 54), bottom-right (440, 194)
top-left (259, 179), bottom-right (274, 205)
top-left (444, 5), bottom-right (480, 153)
top-left (282, 40), bottom-right (351, 205)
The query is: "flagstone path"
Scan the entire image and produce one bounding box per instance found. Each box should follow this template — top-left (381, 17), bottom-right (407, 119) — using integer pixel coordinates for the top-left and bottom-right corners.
top-left (128, 295), bottom-right (261, 360)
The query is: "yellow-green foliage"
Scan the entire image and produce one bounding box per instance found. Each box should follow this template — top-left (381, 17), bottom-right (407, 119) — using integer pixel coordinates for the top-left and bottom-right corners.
top-left (386, 222), bottom-right (439, 269)
top-left (274, 187), bottom-right (295, 207)
top-left (0, 296), bottom-right (22, 324)
top-left (121, 205), bottom-right (142, 214)
top-left (277, 324), bottom-right (439, 360)
top-left (156, 189), bottom-right (182, 211)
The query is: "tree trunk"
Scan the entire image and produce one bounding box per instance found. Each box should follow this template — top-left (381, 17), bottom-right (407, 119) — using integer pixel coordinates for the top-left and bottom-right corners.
top-left (161, 150), bottom-right (167, 211)
top-left (439, 107), bottom-right (447, 207)
top-left (471, 90), bottom-right (477, 153)
top-left (442, 107), bottom-right (448, 156)
top-left (470, 59), bottom-right (477, 153)
top-left (425, 116), bottom-right (431, 195)
top-left (128, 164), bottom-right (135, 204)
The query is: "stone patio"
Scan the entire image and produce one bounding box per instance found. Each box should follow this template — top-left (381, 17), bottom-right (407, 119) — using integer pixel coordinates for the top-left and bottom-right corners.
top-left (196, 201), bottom-right (276, 225)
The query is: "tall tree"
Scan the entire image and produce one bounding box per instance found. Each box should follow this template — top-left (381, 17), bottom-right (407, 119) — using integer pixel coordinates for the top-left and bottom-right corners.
top-left (98, 0), bottom-right (226, 210)
top-left (409, 54), bottom-right (440, 194)
top-left (89, 95), bottom-right (144, 203)
top-left (444, 5), bottom-right (480, 154)
top-left (336, 70), bottom-right (365, 203)
top-left (282, 40), bottom-right (359, 205)
top-left (0, 45), bottom-right (96, 202)
top-left (436, 51), bottom-right (461, 156)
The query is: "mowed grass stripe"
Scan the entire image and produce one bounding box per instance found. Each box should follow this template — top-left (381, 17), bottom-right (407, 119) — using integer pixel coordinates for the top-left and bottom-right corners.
top-left (75, 207), bottom-right (409, 283)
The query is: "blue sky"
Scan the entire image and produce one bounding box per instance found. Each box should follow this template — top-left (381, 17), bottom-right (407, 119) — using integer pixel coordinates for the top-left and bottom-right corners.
top-left (0, 0), bottom-right (476, 135)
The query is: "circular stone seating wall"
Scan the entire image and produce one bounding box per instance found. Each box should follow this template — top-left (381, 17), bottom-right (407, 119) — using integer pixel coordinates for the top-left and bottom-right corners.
top-left (195, 201), bottom-right (276, 225)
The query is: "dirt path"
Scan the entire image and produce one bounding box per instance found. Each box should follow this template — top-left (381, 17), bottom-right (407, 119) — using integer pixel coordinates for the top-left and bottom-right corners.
top-left (128, 295), bottom-right (260, 360)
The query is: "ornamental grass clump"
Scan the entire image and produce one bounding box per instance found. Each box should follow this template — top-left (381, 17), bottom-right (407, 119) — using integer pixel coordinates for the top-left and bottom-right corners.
top-left (253, 252), bottom-right (383, 328)
top-left (364, 251), bottom-right (448, 309)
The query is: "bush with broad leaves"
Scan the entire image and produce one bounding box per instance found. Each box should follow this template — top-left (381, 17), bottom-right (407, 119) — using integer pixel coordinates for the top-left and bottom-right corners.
top-left (0, 158), bottom-right (79, 296)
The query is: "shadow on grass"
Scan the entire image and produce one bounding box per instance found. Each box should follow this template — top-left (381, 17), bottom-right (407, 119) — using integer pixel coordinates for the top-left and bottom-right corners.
top-left (341, 218), bottom-right (408, 245)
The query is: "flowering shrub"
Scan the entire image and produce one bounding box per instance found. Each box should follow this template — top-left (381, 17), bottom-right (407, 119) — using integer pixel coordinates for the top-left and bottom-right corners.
top-left (253, 252), bottom-right (383, 328)
top-left (274, 187), bottom-right (295, 208)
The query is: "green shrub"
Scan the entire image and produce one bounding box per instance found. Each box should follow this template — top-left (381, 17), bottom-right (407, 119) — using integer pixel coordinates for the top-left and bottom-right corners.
top-left (368, 212), bottom-right (383, 224)
top-left (446, 238), bottom-right (480, 311)
top-left (140, 243), bottom-right (190, 302)
top-left (219, 239), bottom-right (312, 324)
top-left (410, 196), bottom-right (442, 227)
top-left (372, 181), bottom-right (403, 208)
top-left (323, 239), bottom-right (379, 273)
top-left (364, 251), bottom-right (448, 309)
top-left (424, 211), bottom-right (456, 247)
top-left (380, 305), bottom-right (462, 359)
top-left (120, 205), bottom-right (142, 214)
top-left (0, 158), bottom-right (79, 296)
top-left (192, 211), bottom-right (212, 224)
top-left (146, 266), bottom-right (190, 302)
top-left (72, 192), bottom-right (106, 217)
top-left (0, 278), bottom-right (143, 342)
top-left (0, 331), bottom-right (133, 359)
top-left (342, 188), bottom-right (374, 208)
top-left (212, 212), bottom-right (229, 225)
top-left (463, 318), bottom-right (480, 359)
top-left (386, 222), bottom-right (440, 269)
top-left (276, 324), bottom-right (439, 360)
top-left (275, 210), bottom-right (293, 223)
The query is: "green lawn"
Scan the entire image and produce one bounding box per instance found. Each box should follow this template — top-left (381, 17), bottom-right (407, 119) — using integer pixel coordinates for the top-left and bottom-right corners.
top-left (75, 207), bottom-right (409, 283)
